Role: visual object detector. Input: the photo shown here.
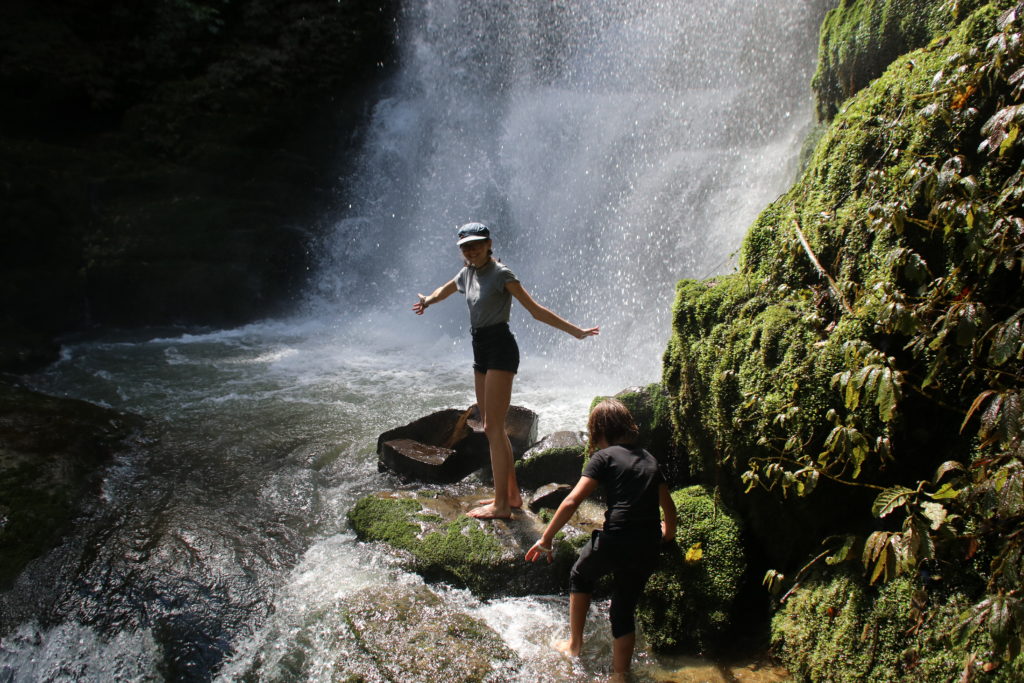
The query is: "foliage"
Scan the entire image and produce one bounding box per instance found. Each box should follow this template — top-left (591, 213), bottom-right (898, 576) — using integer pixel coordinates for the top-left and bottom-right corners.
top-left (665, 0), bottom-right (1024, 675)
top-left (636, 486), bottom-right (747, 653)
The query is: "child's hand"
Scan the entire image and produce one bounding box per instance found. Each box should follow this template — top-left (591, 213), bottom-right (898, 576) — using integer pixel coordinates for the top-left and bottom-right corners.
top-left (525, 540), bottom-right (554, 563)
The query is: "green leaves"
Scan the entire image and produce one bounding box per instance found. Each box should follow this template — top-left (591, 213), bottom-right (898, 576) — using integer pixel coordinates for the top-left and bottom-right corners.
top-left (832, 341), bottom-right (904, 423)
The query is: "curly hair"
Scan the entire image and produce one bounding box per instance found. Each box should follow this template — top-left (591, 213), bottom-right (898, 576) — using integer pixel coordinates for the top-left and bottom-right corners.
top-left (587, 398), bottom-right (640, 451)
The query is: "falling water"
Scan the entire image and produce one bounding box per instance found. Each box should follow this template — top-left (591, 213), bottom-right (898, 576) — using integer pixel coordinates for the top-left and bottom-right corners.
top-left (2, 1), bottom-right (830, 680)
top-left (313, 0), bottom-right (828, 380)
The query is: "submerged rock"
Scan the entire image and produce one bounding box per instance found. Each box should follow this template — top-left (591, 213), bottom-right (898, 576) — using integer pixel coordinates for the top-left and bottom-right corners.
top-left (346, 490), bottom-right (599, 597)
top-left (377, 405), bottom-right (538, 483)
top-left (230, 584), bottom-right (518, 682)
top-left (0, 381), bottom-right (140, 588)
top-left (344, 584), bottom-right (519, 682)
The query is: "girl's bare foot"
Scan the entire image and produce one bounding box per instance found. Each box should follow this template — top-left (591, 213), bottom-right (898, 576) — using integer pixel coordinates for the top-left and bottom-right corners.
top-left (467, 503), bottom-right (512, 520)
top-left (554, 639), bottom-right (580, 658)
top-left (477, 497), bottom-right (523, 510)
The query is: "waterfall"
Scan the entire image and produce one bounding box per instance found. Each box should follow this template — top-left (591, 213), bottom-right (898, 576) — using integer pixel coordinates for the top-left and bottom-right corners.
top-left (312, 0), bottom-right (830, 382)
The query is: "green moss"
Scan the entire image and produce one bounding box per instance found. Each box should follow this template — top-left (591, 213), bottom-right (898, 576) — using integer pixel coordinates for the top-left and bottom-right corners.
top-left (772, 570), bottom-right (1024, 682)
top-left (662, 1), bottom-right (1024, 676)
top-left (811, 0), bottom-right (1000, 121)
top-left (637, 486), bottom-right (747, 653)
top-left (346, 496), bottom-right (423, 548)
top-left (515, 445), bottom-right (585, 488)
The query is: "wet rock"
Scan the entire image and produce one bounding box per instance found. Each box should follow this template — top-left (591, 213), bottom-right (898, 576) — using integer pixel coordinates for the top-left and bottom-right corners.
top-left (376, 405), bottom-right (538, 483)
top-left (0, 380), bottom-right (140, 588)
top-left (343, 584), bottom-right (519, 682)
top-left (379, 439), bottom-right (466, 484)
top-left (514, 431), bottom-right (586, 489)
top-left (347, 490), bottom-right (600, 597)
top-left (228, 584), bottom-right (519, 682)
top-left (528, 483), bottom-right (573, 512)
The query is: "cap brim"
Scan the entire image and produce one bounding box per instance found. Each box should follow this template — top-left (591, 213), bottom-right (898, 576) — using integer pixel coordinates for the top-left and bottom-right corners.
top-left (457, 235), bottom-right (489, 246)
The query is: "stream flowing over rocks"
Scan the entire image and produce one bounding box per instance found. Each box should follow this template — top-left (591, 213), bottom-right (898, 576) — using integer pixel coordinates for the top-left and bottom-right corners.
top-left (1, 0), bottom-right (834, 679)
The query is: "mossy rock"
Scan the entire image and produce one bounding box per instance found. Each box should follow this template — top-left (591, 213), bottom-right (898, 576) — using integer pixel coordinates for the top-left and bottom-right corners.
top-left (589, 385), bottom-right (685, 484)
top-left (772, 568), bottom-right (1024, 681)
top-left (0, 381), bottom-right (140, 588)
top-left (346, 492), bottom-right (596, 597)
top-left (637, 486), bottom-right (747, 654)
top-left (811, 0), bottom-right (998, 121)
top-left (516, 438), bottom-right (589, 491)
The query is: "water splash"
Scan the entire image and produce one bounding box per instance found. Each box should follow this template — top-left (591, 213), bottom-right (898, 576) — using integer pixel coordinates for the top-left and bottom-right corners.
top-left (311, 0), bottom-right (829, 383)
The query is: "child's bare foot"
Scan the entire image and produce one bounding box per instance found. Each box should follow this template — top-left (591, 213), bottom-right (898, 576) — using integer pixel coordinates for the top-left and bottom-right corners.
top-left (477, 497), bottom-right (523, 510)
top-left (467, 503), bottom-right (512, 520)
top-left (554, 639), bottom-right (580, 659)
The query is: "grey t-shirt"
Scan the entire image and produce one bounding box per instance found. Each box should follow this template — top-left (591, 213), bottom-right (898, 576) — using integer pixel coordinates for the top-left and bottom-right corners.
top-left (455, 260), bottom-right (519, 329)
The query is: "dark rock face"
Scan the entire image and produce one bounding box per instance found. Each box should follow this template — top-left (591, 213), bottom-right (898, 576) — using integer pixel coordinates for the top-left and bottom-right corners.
top-left (0, 0), bottom-right (398, 370)
top-left (0, 381), bottom-right (139, 588)
top-left (377, 405), bottom-right (539, 483)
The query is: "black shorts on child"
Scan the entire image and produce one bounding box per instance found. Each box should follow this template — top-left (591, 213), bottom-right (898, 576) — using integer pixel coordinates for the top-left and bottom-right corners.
top-left (471, 323), bottom-right (519, 374)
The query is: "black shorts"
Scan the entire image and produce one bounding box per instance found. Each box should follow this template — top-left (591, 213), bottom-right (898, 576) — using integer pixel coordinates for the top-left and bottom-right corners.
top-left (471, 323), bottom-right (520, 374)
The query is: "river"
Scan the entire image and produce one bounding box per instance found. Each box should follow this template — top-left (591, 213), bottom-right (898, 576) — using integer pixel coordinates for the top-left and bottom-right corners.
top-left (1, 0), bottom-right (829, 680)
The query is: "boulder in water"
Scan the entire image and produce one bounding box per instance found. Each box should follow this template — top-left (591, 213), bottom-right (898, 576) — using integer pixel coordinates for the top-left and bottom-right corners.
top-left (376, 405), bottom-right (538, 483)
top-left (528, 483), bottom-right (573, 512)
top-left (347, 490), bottom-right (599, 597)
top-left (514, 431), bottom-right (586, 489)
top-left (343, 584), bottom-right (519, 682)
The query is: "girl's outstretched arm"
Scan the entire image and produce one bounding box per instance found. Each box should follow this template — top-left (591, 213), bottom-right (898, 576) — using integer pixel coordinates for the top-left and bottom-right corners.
top-left (413, 279), bottom-right (458, 314)
top-left (505, 281), bottom-right (599, 338)
top-left (525, 476), bottom-right (599, 563)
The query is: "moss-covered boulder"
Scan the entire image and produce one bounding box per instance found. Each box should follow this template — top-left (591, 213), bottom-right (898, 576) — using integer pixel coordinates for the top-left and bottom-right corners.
top-left (637, 486), bottom-right (747, 654)
top-left (346, 491), bottom-right (599, 597)
top-left (663, 0), bottom-right (1024, 676)
top-left (0, 381), bottom-right (139, 588)
top-left (812, 0), bottom-right (987, 121)
top-left (772, 569), bottom-right (1024, 681)
top-left (514, 431), bottom-right (586, 489)
top-left (590, 385), bottom-right (685, 484)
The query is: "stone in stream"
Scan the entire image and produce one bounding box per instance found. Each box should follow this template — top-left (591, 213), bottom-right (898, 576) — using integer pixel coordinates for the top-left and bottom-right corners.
top-left (528, 483), bottom-right (573, 512)
top-left (347, 490), bottom-right (601, 598)
top-left (514, 430), bottom-right (586, 489)
top-left (376, 405), bottom-right (538, 483)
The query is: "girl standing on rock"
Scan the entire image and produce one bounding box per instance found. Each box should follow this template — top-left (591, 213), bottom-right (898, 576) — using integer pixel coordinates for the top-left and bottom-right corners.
top-left (526, 398), bottom-right (677, 679)
top-left (412, 222), bottom-right (599, 520)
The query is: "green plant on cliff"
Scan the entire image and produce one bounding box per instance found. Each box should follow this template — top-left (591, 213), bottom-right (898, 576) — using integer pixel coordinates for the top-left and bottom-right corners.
top-left (666, 0), bottom-right (1024, 677)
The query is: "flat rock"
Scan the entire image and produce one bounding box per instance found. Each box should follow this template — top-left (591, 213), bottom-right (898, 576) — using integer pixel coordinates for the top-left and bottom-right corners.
top-left (379, 439), bottom-right (469, 483)
top-left (347, 489), bottom-right (602, 597)
top-left (528, 483), bottom-right (573, 512)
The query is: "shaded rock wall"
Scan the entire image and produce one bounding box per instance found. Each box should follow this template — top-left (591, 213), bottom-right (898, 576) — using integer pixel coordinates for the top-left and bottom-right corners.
top-left (0, 0), bottom-right (397, 369)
